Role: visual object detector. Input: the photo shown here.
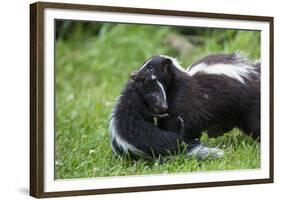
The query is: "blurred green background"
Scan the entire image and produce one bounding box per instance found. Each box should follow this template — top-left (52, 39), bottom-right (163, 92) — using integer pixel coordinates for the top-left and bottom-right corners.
top-left (55, 20), bottom-right (260, 179)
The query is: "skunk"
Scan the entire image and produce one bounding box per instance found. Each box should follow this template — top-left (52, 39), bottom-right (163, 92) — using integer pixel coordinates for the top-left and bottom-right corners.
top-left (131, 53), bottom-right (260, 140)
top-left (109, 71), bottom-right (224, 159)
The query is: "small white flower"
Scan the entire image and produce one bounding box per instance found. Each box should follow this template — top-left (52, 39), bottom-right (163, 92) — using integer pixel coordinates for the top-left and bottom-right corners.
top-left (105, 101), bottom-right (113, 107)
top-left (67, 94), bottom-right (74, 101)
top-left (89, 149), bottom-right (96, 155)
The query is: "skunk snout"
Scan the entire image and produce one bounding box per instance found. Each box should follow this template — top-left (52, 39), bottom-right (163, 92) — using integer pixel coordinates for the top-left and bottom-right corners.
top-left (130, 70), bottom-right (145, 82)
top-left (154, 102), bottom-right (168, 114)
top-left (130, 70), bottom-right (138, 80)
top-left (160, 103), bottom-right (168, 111)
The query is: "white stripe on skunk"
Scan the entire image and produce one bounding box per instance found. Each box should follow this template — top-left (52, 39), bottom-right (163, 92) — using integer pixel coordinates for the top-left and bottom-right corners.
top-left (160, 55), bottom-right (186, 72)
top-left (139, 58), bottom-right (152, 70)
top-left (156, 80), bottom-right (167, 101)
top-left (109, 96), bottom-right (144, 155)
top-left (187, 62), bottom-right (258, 84)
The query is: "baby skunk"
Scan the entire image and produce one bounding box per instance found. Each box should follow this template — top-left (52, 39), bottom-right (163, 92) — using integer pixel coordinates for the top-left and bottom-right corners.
top-left (109, 70), bottom-right (224, 159)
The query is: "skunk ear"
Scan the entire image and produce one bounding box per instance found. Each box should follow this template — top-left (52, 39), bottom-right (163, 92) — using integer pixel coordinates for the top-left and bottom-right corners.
top-left (162, 58), bottom-right (172, 74)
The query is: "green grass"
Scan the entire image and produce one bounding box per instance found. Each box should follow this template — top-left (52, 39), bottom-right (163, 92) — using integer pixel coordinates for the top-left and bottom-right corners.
top-left (55, 23), bottom-right (260, 179)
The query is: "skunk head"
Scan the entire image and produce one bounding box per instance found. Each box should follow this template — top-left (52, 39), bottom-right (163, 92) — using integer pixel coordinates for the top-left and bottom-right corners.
top-left (130, 55), bottom-right (187, 114)
top-left (130, 55), bottom-right (186, 86)
top-left (130, 69), bottom-right (168, 114)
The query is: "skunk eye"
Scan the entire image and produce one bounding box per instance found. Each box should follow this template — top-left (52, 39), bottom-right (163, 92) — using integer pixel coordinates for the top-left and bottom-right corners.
top-left (147, 66), bottom-right (153, 73)
top-left (147, 93), bottom-right (157, 98)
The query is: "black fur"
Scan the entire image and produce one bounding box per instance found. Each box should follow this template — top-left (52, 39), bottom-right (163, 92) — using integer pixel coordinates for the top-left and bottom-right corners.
top-left (109, 78), bottom-right (194, 159)
top-left (133, 53), bottom-right (260, 141)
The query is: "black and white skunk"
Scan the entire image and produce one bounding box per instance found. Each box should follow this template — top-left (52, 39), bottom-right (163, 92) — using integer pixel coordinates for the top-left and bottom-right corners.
top-left (131, 53), bottom-right (260, 140)
top-left (109, 71), bottom-right (224, 159)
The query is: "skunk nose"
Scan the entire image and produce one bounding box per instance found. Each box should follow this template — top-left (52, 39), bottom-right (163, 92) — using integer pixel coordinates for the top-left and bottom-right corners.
top-left (156, 103), bottom-right (168, 113)
top-left (130, 71), bottom-right (138, 80)
top-left (161, 103), bottom-right (168, 111)
top-left (130, 70), bottom-right (145, 82)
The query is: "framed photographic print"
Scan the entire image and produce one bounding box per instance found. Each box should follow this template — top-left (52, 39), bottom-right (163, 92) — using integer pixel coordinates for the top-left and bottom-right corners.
top-left (30, 1), bottom-right (274, 198)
